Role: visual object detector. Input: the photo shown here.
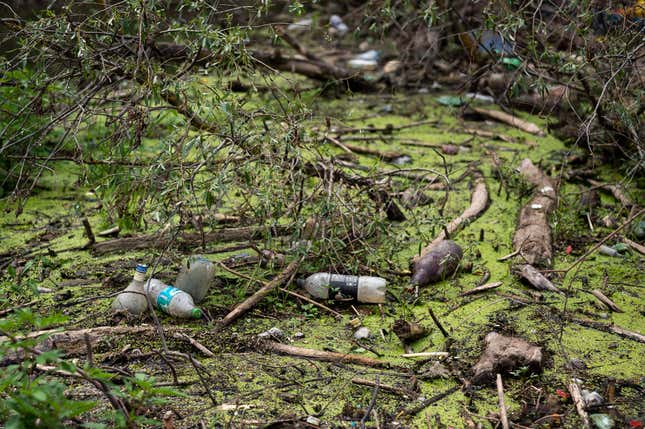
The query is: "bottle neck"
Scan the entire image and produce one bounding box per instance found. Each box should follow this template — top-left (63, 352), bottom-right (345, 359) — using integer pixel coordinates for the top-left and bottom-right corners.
top-left (133, 271), bottom-right (146, 282)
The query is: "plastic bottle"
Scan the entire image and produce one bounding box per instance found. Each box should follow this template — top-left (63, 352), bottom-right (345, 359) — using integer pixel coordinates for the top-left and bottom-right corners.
top-left (145, 279), bottom-right (202, 319)
top-left (411, 240), bottom-right (463, 287)
top-left (174, 255), bottom-right (215, 303)
top-left (296, 273), bottom-right (386, 303)
top-left (112, 264), bottom-right (148, 315)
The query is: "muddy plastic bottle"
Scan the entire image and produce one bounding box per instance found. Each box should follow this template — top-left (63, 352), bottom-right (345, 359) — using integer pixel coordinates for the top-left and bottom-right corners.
top-left (174, 255), bottom-right (215, 303)
top-left (296, 273), bottom-right (386, 303)
top-left (145, 278), bottom-right (202, 319)
top-left (112, 264), bottom-right (148, 315)
top-left (411, 240), bottom-right (463, 287)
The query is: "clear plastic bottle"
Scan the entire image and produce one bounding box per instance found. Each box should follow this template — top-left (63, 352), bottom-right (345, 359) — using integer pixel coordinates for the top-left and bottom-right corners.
top-left (174, 255), bottom-right (215, 303)
top-left (112, 264), bottom-right (148, 315)
top-left (145, 278), bottom-right (202, 319)
top-left (296, 273), bottom-right (386, 303)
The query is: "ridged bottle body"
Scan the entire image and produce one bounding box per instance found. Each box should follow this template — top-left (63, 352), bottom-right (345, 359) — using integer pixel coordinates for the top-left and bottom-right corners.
top-left (298, 273), bottom-right (386, 303)
top-left (145, 279), bottom-right (202, 319)
top-left (112, 264), bottom-right (148, 315)
top-left (174, 255), bottom-right (215, 303)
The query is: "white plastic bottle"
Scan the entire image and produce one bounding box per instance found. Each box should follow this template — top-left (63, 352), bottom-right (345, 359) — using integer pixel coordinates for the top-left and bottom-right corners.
top-left (145, 279), bottom-right (202, 319)
top-left (174, 255), bottom-right (215, 303)
top-left (296, 273), bottom-right (387, 303)
top-left (112, 264), bottom-right (148, 315)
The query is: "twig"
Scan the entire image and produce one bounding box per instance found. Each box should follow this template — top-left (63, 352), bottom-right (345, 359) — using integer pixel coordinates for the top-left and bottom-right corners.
top-left (587, 179), bottom-right (633, 208)
top-left (624, 237), bottom-right (645, 255)
top-left (400, 384), bottom-right (460, 416)
top-left (460, 281), bottom-right (503, 297)
top-left (81, 218), bottom-right (95, 249)
top-left (401, 352), bottom-right (449, 359)
top-left (262, 340), bottom-right (391, 368)
top-left (590, 289), bottom-right (623, 313)
top-left (471, 107), bottom-right (545, 136)
top-left (173, 332), bottom-right (216, 357)
top-left (352, 377), bottom-right (416, 398)
top-left (415, 169), bottom-right (488, 261)
top-left (565, 316), bottom-right (645, 343)
top-left (497, 374), bottom-right (510, 429)
top-left (567, 379), bottom-right (591, 429)
top-left (216, 259), bottom-right (302, 329)
top-left (360, 376), bottom-right (379, 429)
top-left (428, 307), bottom-right (450, 339)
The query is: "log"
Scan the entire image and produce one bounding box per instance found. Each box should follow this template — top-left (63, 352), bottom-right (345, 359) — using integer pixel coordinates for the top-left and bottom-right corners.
top-left (262, 340), bottom-right (391, 368)
top-left (471, 107), bottom-right (545, 136)
top-left (216, 259), bottom-right (301, 329)
top-left (91, 225), bottom-right (292, 255)
top-left (512, 159), bottom-right (557, 267)
top-left (414, 170), bottom-right (488, 262)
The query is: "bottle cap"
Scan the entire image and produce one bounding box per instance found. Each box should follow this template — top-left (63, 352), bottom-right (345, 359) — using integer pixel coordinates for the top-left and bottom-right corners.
top-left (191, 308), bottom-right (203, 319)
top-left (295, 278), bottom-right (305, 288)
top-left (135, 264), bottom-right (148, 273)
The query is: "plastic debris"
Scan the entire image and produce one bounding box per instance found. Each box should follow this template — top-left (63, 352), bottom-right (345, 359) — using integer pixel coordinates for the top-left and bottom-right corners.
top-left (348, 50), bottom-right (380, 70)
top-left (287, 18), bottom-right (312, 32)
top-left (411, 240), bottom-right (463, 287)
top-left (145, 279), bottom-right (202, 319)
top-left (329, 15), bottom-right (348, 36)
top-left (392, 155), bottom-right (412, 165)
top-left (296, 273), bottom-right (387, 303)
top-left (112, 264), bottom-right (148, 315)
top-left (174, 255), bottom-right (215, 303)
top-left (258, 327), bottom-right (286, 341)
top-left (354, 326), bottom-right (370, 340)
top-left (582, 390), bottom-right (604, 407)
top-left (598, 245), bottom-right (620, 257)
top-left (502, 57), bottom-right (522, 69)
top-left (436, 95), bottom-right (464, 106)
top-left (590, 414), bottom-right (615, 429)
top-left (306, 416), bottom-right (321, 426)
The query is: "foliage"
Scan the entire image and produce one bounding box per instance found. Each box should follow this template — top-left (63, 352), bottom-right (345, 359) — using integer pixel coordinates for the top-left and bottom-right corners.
top-left (0, 310), bottom-right (179, 428)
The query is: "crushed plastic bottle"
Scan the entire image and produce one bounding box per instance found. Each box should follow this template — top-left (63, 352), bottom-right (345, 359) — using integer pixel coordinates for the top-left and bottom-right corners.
top-left (174, 255), bottom-right (215, 304)
top-left (296, 273), bottom-right (386, 303)
top-left (145, 278), bottom-right (202, 319)
top-left (411, 240), bottom-right (463, 287)
top-left (112, 264), bottom-right (148, 315)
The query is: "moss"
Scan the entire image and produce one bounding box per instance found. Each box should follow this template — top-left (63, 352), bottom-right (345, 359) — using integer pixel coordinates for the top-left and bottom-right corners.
top-left (1, 90), bottom-right (643, 428)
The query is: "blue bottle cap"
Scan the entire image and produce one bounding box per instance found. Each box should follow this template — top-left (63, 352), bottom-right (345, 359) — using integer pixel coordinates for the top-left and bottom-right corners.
top-left (135, 264), bottom-right (148, 273)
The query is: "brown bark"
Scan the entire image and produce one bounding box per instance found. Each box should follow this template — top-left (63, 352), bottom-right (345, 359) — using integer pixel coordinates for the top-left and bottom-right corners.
top-left (512, 159), bottom-right (557, 267)
top-left (216, 259), bottom-right (301, 329)
top-left (91, 225), bottom-right (292, 255)
top-left (471, 107), bottom-right (545, 136)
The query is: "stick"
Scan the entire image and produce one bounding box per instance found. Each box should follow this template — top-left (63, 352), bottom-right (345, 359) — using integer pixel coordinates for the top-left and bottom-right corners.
top-left (568, 379), bottom-right (591, 429)
top-left (216, 260), bottom-right (343, 319)
top-left (92, 225), bottom-right (293, 254)
top-left (566, 316), bottom-right (645, 343)
top-left (414, 170), bottom-right (488, 261)
top-left (173, 332), bottom-right (216, 357)
top-left (360, 376), bottom-right (379, 429)
top-left (590, 289), bottom-right (623, 313)
top-left (400, 385), bottom-right (460, 416)
top-left (460, 128), bottom-right (515, 143)
top-left (401, 352), bottom-right (449, 359)
top-left (428, 307), bottom-right (451, 339)
top-left (587, 179), bottom-right (633, 208)
top-left (352, 378), bottom-right (416, 398)
top-left (460, 281), bottom-right (503, 296)
top-left (497, 374), bottom-right (510, 429)
top-left (81, 218), bottom-right (95, 248)
top-left (217, 259), bottom-right (302, 329)
top-left (262, 340), bottom-right (391, 368)
top-left (471, 107), bottom-right (545, 136)
top-left (340, 142), bottom-right (406, 161)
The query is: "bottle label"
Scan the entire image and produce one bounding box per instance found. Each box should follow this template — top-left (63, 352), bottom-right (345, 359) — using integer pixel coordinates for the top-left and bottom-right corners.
top-left (157, 286), bottom-right (181, 312)
top-left (329, 275), bottom-right (359, 300)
